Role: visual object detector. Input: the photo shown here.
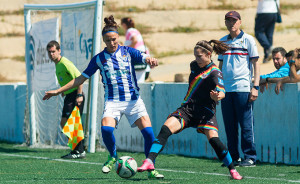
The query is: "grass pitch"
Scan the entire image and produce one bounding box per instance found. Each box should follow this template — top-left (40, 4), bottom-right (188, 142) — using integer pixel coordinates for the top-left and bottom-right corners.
top-left (0, 142), bottom-right (299, 184)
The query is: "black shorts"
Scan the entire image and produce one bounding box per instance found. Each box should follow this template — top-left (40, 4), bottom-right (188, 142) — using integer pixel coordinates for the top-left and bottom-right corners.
top-left (168, 105), bottom-right (218, 134)
top-left (62, 90), bottom-right (85, 118)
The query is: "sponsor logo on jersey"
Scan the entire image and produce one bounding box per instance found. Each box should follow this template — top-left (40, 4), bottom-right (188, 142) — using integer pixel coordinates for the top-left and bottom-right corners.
top-left (207, 121), bottom-right (213, 125)
top-left (218, 78), bottom-right (224, 85)
top-left (202, 74), bottom-right (208, 79)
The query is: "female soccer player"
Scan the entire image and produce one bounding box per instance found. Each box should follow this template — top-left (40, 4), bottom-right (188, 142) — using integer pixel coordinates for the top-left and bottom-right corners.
top-left (137, 40), bottom-right (243, 180)
top-left (121, 17), bottom-right (150, 82)
top-left (43, 15), bottom-right (163, 179)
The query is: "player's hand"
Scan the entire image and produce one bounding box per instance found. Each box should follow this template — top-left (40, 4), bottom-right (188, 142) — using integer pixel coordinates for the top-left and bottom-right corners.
top-left (76, 96), bottom-right (83, 106)
top-left (210, 90), bottom-right (219, 102)
top-left (145, 57), bottom-right (158, 68)
top-left (43, 90), bottom-right (59, 100)
top-left (259, 83), bottom-right (268, 93)
top-left (275, 80), bottom-right (284, 95)
top-left (249, 88), bottom-right (258, 102)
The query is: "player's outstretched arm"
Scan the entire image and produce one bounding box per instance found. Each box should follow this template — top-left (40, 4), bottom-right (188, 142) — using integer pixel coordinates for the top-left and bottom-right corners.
top-left (43, 75), bottom-right (87, 100)
top-left (145, 57), bottom-right (158, 68)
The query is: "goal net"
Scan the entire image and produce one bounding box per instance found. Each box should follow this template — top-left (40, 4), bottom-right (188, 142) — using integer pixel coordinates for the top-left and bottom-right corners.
top-left (24, 1), bottom-right (103, 151)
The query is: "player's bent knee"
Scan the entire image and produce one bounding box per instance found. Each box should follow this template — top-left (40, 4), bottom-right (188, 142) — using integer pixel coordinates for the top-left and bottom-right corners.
top-left (164, 117), bottom-right (182, 134)
top-left (204, 129), bottom-right (219, 140)
top-left (102, 117), bottom-right (117, 127)
top-left (135, 115), bottom-right (152, 130)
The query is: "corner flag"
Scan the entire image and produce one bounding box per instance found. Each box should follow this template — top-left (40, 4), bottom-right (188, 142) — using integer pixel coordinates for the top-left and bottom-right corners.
top-left (62, 106), bottom-right (84, 150)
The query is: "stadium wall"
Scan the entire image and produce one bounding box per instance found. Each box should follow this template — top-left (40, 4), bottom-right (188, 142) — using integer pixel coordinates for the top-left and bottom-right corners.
top-left (1, 83), bottom-right (299, 164)
top-left (0, 84), bottom-right (27, 143)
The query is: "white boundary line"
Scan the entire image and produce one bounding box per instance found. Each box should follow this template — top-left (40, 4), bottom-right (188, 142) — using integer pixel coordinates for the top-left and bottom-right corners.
top-left (1, 153), bottom-right (300, 183)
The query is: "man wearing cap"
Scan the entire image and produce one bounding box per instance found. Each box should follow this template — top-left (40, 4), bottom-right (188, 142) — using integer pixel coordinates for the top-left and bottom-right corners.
top-left (218, 11), bottom-right (260, 167)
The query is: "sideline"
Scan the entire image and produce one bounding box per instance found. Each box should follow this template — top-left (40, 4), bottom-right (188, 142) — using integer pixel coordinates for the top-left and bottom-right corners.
top-left (1, 153), bottom-right (300, 183)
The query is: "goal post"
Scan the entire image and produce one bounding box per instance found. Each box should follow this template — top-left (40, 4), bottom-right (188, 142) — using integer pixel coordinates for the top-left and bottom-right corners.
top-left (23, 0), bottom-right (104, 152)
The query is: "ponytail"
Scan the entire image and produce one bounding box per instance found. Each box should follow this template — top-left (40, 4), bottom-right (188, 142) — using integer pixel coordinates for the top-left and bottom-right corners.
top-left (208, 40), bottom-right (230, 55)
top-left (195, 40), bottom-right (230, 55)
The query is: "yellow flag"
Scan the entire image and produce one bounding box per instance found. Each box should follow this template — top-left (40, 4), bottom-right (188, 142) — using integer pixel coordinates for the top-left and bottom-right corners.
top-left (62, 106), bottom-right (84, 150)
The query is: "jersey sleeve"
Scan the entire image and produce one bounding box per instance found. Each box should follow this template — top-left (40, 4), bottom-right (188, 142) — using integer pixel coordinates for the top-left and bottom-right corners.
top-left (211, 69), bottom-right (225, 93)
top-left (65, 61), bottom-right (81, 79)
top-left (127, 46), bottom-right (149, 64)
top-left (218, 54), bottom-right (224, 62)
top-left (247, 36), bottom-right (259, 60)
top-left (82, 54), bottom-right (100, 79)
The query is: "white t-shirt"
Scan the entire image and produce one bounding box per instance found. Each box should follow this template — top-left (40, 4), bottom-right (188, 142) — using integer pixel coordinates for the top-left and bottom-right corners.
top-left (218, 31), bottom-right (259, 92)
top-left (257, 0), bottom-right (279, 14)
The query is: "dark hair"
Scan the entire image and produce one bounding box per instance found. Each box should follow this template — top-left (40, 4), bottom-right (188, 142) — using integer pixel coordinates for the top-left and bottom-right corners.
top-left (121, 17), bottom-right (135, 28)
top-left (47, 40), bottom-right (60, 50)
top-left (102, 15), bottom-right (119, 35)
top-left (285, 50), bottom-right (294, 58)
top-left (272, 47), bottom-right (287, 58)
top-left (194, 40), bottom-right (230, 55)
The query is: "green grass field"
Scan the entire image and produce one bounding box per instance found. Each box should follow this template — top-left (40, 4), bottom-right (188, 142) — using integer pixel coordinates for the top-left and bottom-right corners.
top-left (0, 142), bottom-right (299, 184)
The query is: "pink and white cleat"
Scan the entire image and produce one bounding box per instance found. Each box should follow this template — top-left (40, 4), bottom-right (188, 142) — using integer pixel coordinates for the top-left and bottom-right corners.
top-left (230, 169), bottom-right (243, 180)
top-left (137, 159), bottom-right (155, 172)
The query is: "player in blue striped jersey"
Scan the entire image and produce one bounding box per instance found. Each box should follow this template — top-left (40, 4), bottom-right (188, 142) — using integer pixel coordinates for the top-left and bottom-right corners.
top-left (43, 15), bottom-right (164, 179)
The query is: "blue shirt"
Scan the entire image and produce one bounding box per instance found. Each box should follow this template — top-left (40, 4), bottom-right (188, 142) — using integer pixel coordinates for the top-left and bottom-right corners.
top-left (260, 62), bottom-right (290, 79)
top-left (218, 30), bottom-right (259, 92)
top-left (82, 45), bottom-right (149, 102)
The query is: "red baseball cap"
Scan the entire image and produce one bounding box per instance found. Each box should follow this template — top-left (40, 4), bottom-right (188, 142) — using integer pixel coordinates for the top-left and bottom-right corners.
top-left (225, 11), bottom-right (241, 20)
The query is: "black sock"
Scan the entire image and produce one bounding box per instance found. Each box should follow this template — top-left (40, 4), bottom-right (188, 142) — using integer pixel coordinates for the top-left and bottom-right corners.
top-left (148, 125), bottom-right (173, 162)
top-left (74, 140), bottom-right (84, 153)
top-left (209, 137), bottom-right (234, 170)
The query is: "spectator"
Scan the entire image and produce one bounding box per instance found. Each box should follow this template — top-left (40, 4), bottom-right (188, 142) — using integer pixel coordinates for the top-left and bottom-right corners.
top-left (275, 48), bottom-right (300, 94)
top-left (218, 11), bottom-right (260, 167)
top-left (121, 17), bottom-right (150, 82)
top-left (259, 47), bottom-right (289, 93)
top-left (254, 0), bottom-right (280, 63)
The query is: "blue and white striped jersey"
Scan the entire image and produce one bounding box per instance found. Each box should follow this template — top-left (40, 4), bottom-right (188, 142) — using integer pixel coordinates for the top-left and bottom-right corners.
top-left (82, 45), bottom-right (149, 102)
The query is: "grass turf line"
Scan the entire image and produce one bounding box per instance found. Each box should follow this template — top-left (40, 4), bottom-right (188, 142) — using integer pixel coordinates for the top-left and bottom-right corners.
top-left (0, 142), bottom-right (299, 183)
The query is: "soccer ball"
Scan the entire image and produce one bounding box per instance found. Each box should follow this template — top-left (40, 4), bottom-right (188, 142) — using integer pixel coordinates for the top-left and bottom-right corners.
top-left (115, 156), bottom-right (137, 178)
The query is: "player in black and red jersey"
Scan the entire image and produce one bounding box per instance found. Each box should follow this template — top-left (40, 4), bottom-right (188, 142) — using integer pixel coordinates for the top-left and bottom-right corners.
top-left (137, 40), bottom-right (243, 180)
